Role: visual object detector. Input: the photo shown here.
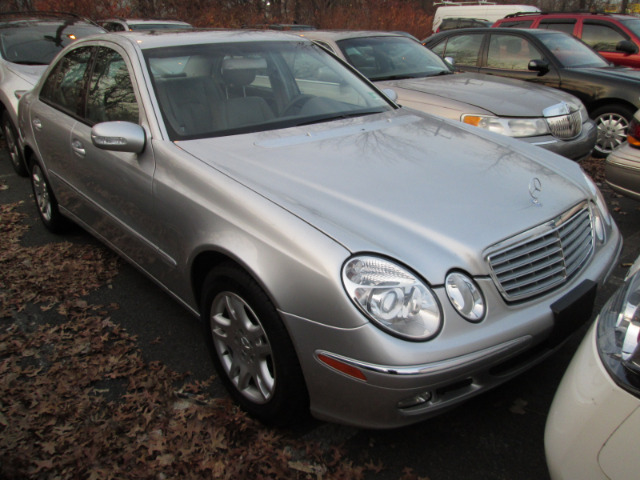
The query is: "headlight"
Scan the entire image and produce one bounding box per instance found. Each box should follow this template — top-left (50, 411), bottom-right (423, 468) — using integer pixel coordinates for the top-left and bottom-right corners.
top-left (445, 271), bottom-right (485, 322)
top-left (579, 103), bottom-right (589, 124)
top-left (582, 171), bottom-right (612, 243)
top-left (461, 114), bottom-right (549, 137)
top-left (596, 264), bottom-right (640, 398)
top-left (342, 255), bottom-right (442, 341)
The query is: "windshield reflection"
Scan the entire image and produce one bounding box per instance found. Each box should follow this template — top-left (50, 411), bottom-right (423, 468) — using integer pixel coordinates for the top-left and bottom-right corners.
top-left (539, 32), bottom-right (610, 68)
top-left (336, 36), bottom-right (452, 81)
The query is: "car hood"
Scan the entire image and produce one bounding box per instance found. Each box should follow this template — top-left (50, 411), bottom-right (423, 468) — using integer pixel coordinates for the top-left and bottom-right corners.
top-left (574, 65), bottom-right (640, 82)
top-left (377, 72), bottom-right (580, 118)
top-left (6, 63), bottom-right (47, 87)
top-left (177, 110), bottom-right (590, 280)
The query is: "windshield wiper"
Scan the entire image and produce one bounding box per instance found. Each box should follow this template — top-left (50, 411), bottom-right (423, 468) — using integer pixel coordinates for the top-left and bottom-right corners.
top-left (294, 110), bottom-right (385, 127)
top-left (370, 74), bottom-right (420, 81)
top-left (11, 60), bottom-right (48, 66)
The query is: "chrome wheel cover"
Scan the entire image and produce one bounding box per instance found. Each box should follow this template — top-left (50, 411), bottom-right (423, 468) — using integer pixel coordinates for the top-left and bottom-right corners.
top-left (31, 164), bottom-right (52, 222)
top-left (209, 291), bottom-right (275, 404)
top-left (595, 112), bottom-right (629, 155)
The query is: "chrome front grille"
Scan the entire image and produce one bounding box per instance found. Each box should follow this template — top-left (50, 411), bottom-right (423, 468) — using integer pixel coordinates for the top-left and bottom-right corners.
top-left (486, 203), bottom-right (594, 302)
top-left (546, 110), bottom-right (582, 140)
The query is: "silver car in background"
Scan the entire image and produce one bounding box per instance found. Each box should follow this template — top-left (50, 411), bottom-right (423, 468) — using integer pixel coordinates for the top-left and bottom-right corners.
top-left (299, 31), bottom-right (596, 161)
top-left (0, 12), bottom-right (105, 175)
top-left (18, 30), bottom-right (621, 428)
top-left (606, 109), bottom-right (640, 201)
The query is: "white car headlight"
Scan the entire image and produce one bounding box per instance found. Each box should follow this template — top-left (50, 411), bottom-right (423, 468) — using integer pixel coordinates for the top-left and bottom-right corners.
top-left (596, 262), bottom-right (640, 398)
top-left (342, 255), bottom-right (442, 341)
top-left (445, 272), bottom-right (485, 322)
top-left (462, 114), bottom-right (549, 137)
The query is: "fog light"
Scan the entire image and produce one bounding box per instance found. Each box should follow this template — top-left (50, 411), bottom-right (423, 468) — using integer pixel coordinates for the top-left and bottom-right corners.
top-left (397, 391), bottom-right (432, 409)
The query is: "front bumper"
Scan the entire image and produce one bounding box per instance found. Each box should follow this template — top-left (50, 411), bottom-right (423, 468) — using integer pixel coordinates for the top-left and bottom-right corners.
top-left (524, 120), bottom-right (597, 162)
top-left (283, 228), bottom-right (622, 429)
top-left (605, 143), bottom-right (640, 201)
top-left (544, 322), bottom-right (640, 480)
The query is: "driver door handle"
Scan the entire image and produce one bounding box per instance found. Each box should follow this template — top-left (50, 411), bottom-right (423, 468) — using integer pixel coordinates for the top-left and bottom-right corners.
top-left (71, 139), bottom-right (86, 157)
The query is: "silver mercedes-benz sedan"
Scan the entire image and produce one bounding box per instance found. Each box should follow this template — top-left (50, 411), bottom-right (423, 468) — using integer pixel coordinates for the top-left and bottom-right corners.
top-left (18, 29), bottom-right (621, 429)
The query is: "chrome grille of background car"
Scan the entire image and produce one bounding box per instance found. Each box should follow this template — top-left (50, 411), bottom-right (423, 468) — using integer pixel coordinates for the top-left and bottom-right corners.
top-left (546, 111), bottom-right (582, 140)
top-left (486, 203), bottom-right (594, 302)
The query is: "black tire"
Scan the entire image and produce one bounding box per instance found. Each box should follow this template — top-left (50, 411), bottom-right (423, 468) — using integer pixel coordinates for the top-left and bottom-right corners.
top-left (591, 104), bottom-right (634, 157)
top-left (200, 263), bottom-right (309, 426)
top-left (2, 111), bottom-right (27, 176)
top-left (30, 158), bottom-right (69, 233)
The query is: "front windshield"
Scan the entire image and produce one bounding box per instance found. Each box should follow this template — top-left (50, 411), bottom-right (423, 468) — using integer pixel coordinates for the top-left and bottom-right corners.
top-left (538, 32), bottom-right (610, 68)
top-left (145, 40), bottom-right (394, 141)
top-left (336, 36), bottom-right (452, 81)
top-left (0, 21), bottom-right (104, 65)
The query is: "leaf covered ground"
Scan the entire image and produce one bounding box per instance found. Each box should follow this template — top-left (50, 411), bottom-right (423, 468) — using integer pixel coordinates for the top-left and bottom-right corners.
top-left (0, 202), bottom-right (428, 479)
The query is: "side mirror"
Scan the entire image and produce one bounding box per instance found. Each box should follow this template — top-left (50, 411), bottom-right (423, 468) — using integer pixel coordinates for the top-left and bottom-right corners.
top-left (381, 88), bottom-right (398, 103)
top-left (444, 56), bottom-right (455, 66)
top-left (528, 59), bottom-right (550, 75)
top-left (616, 40), bottom-right (639, 55)
top-left (91, 121), bottom-right (146, 154)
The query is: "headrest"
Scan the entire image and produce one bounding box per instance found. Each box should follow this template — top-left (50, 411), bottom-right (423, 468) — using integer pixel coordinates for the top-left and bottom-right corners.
top-left (221, 57), bottom-right (267, 86)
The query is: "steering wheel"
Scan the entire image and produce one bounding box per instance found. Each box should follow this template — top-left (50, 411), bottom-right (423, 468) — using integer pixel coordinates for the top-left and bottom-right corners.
top-left (281, 94), bottom-right (315, 117)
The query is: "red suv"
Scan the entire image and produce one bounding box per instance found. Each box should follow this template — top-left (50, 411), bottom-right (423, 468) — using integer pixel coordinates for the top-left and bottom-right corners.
top-left (494, 12), bottom-right (640, 68)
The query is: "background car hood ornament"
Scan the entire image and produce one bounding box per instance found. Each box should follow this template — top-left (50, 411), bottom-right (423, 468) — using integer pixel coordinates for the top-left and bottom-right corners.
top-left (529, 177), bottom-right (542, 206)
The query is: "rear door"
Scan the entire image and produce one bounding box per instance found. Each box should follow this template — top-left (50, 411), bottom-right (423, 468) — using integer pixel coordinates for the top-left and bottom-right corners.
top-left (31, 46), bottom-right (94, 202)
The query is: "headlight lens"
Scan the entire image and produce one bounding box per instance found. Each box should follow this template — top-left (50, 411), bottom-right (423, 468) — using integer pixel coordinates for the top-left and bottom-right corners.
top-left (342, 256), bottom-right (442, 341)
top-left (596, 265), bottom-right (640, 398)
top-left (445, 272), bottom-right (485, 322)
top-left (582, 171), bottom-right (612, 242)
top-left (461, 114), bottom-right (549, 137)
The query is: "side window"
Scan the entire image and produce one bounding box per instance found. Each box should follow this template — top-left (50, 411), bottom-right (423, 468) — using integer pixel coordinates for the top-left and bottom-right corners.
top-left (582, 23), bottom-right (627, 52)
top-left (40, 46), bottom-right (93, 116)
top-left (435, 34), bottom-right (483, 66)
top-left (105, 22), bottom-right (126, 32)
top-left (486, 34), bottom-right (542, 70)
top-left (539, 20), bottom-right (576, 35)
top-left (86, 47), bottom-right (139, 124)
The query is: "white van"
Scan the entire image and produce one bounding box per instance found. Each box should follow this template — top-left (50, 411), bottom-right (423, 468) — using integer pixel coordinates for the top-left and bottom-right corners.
top-left (432, 2), bottom-right (540, 33)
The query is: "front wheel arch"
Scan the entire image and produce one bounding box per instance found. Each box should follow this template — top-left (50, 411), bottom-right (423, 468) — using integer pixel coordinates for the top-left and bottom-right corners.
top-left (200, 262), bottom-right (309, 426)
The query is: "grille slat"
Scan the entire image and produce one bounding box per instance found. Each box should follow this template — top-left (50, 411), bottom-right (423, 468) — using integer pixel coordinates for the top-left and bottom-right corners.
top-left (546, 111), bottom-right (582, 140)
top-left (487, 204), bottom-right (594, 302)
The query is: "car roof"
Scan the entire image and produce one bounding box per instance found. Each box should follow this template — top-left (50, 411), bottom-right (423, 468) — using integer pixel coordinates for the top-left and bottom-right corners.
top-left (297, 30), bottom-right (406, 42)
top-left (0, 11), bottom-right (97, 28)
top-left (78, 28), bottom-right (312, 50)
top-left (501, 11), bottom-right (633, 21)
top-left (119, 18), bottom-right (191, 26)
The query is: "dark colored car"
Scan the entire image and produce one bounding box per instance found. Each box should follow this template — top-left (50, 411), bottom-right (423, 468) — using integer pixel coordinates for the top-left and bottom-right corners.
top-left (0, 11), bottom-right (105, 175)
top-left (424, 27), bottom-right (640, 156)
top-left (494, 12), bottom-right (640, 68)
